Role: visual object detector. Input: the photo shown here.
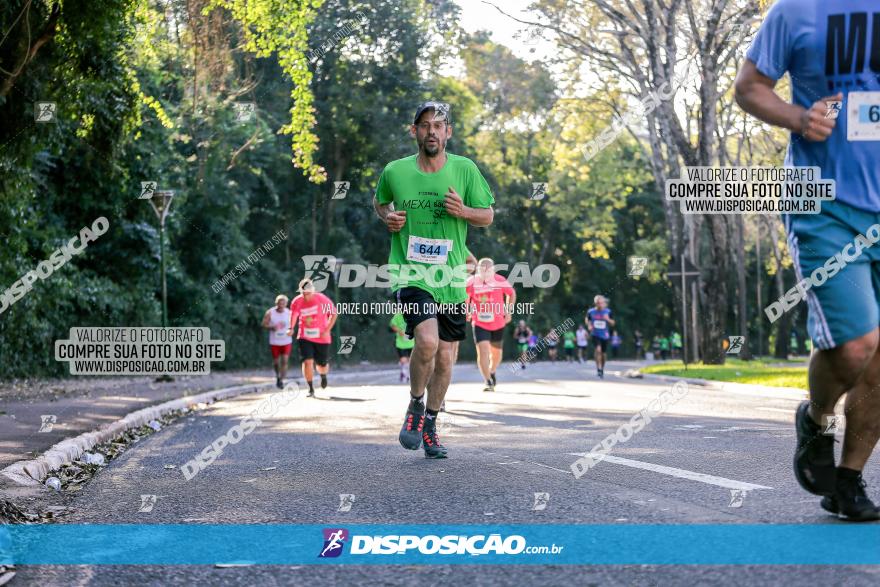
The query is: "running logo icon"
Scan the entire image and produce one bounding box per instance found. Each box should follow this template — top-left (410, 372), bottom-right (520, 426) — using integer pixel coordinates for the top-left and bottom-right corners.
top-left (627, 256), bottom-right (648, 276)
top-left (430, 102), bottom-right (450, 121)
top-left (38, 415), bottom-right (57, 433)
top-left (337, 336), bottom-right (356, 355)
top-left (726, 336), bottom-right (745, 354)
top-left (35, 102), bottom-right (56, 123)
top-left (728, 489), bottom-right (746, 508)
top-left (823, 415), bottom-right (845, 435)
top-left (824, 100), bottom-right (842, 120)
top-left (529, 182), bottom-right (547, 201)
top-left (138, 494), bottom-right (157, 512)
top-left (436, 412), bottom-right (455, 434)
top-left (140, 181), bottom-right (157, 200)
top-left (301, 255), bottom-right (337, 292)
top-left (332, 181), bottom-right (350, 200)
top-left (319, 528), bottom-right (349, 558)
top-left (532, 492), bottom-right (550, 511)
top-left (233, 102), bottom-right (255, 122)
top-left (337, 494), bottom-right (356, 512)
top-left (521, 26), bottom-right (542, 47)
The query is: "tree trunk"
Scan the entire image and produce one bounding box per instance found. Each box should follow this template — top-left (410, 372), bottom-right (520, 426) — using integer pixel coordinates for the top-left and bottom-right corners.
top-left (697, 215), bottom-right (731, 364)
top-left (311, 191), bottom-right (317, 254)
top-left (322, 141), bottom-right (349, 245)
top-left (765, 218), bottom-right (791, 358)
top-left (0, 2), bottom-right (60, 99)
top-left (735, 215), bottom-right (752, 359)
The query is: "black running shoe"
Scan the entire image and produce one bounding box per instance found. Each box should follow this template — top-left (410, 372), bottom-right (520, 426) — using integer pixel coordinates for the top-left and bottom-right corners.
top-left (320, 374), bottom-right (327, 389)
top-left (598, 368), bottom-right (604, 379)
top-left (483, 380), bottom-right (494, 392)
top-left (794, 401), bottom-right (836, 496)
top-left (490, 372), bottom-right (497, 387)
top-left (399, 396), bottom-right (425, 450)
top-left (276, 377), bottom-right (283, 389)
top-left (820, 473), bottom-right (880, 522)
top-left (422, 421), bottom-right (448, 459)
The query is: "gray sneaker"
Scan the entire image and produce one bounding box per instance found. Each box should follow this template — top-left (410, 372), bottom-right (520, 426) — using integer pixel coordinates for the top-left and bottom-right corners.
top-left (422, 420), bottom-right (448, 459)
top-left (398, 396), bottom-right (426, 450)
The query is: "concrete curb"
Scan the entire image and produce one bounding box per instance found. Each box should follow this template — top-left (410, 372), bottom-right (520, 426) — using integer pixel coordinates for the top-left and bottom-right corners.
top-left (0, 366), bottom-right (401, 489)
top-left (637, 372), bottom-right (807, 400)
top-left (0, 381), bottom-right (277, 487)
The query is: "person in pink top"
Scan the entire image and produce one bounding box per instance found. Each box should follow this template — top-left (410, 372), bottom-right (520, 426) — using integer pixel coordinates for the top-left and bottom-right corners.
top-left (287, 278), bottom-right (337, 397)
top-left (466, 257), bottom-right (515, 391)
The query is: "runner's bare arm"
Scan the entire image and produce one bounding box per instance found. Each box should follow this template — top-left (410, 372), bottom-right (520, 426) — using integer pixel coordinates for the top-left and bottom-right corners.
top-left (324, 313), bottom-right (338, 337)
top-left (734, 60), bottom-right (841, 142)
top-left (261, 310), bottom-right (272, 329)
top-left (465, 250), bottom-right (478, 273)
top-left (444, 187), bottom-right (493, 227)
top-left (505, 291), bottom-right (516, 323)
top-left (373, 196), bottom-right (406, 232)
top-left (286, 312), bottom-right (299, 337)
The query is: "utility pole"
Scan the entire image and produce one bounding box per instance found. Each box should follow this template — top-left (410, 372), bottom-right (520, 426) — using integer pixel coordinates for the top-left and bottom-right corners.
top-left (756, 227), bottom-right (763, 358)
top-left (148, 190), bottom-right (175, 382)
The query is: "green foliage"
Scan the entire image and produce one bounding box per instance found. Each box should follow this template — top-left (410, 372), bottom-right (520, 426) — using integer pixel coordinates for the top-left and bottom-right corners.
top-left (0, 0), bottom-right (688, 376)
top-left (641, 359), bottom-right (808, 390)
top-left (207, 0), bottom-right (325, 182)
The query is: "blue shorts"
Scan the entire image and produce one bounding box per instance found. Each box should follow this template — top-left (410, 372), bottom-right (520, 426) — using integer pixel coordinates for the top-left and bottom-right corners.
top-left (785, 199), bottom-right (880, 350)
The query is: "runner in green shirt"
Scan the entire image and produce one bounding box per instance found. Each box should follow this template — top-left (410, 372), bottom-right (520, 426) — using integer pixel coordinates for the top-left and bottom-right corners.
top-left (390, 313), bottom-right (414, 383)
top-left (373, 101), bottom-right (494, 459)
top-left (671, 331), bottom-right (682, 360)
top-left (659, 336), bottom-right (670, 360)
top-left (563, 330), bottom-right (576, 362)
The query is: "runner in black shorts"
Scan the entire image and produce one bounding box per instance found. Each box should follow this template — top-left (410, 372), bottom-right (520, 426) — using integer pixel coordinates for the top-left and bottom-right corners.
top-left (373, 101), bottom-right (495, 458)
top-left (587, 295), bottom-right (615, 379)
top-left (288, 279), bottom-right (337, 397)
top-left (466, 257), bottom-right (515, 391)
top-left (513, 320), bottom-right (532, 369)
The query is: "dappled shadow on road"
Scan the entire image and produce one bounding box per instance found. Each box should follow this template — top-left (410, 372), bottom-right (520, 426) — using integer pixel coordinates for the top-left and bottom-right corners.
top-left (46, 378), bottom-right (857, 532)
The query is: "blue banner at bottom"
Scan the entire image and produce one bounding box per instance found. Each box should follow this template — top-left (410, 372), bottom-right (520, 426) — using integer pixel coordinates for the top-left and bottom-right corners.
top-left (2, 524), bottom-right (878, 565)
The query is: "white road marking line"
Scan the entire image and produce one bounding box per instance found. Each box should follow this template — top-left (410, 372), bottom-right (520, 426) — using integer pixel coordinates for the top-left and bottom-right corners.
top-left (710, 426), bottom-right (789, 432)
top-left (755, 407), bottom-right (793, 414)
top-left (567, 453), bottom-right (773, 491)
top-left (525, 460), bottom-right (572, 475)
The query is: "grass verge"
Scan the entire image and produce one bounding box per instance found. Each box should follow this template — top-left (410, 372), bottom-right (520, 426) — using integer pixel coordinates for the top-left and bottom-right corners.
top-left (640, 358), bottom-right (808, 390)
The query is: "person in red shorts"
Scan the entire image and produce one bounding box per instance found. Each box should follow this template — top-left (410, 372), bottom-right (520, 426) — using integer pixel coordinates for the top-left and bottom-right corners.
top-left (262, 294), bottom-right (292, 389)
top-left (287, 278), bottom-right (337, 397)
top-left (466, 257), bottom-right (515, 391)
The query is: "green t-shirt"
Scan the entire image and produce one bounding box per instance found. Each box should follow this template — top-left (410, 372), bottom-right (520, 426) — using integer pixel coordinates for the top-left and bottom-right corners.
top-left (563, 331), bottom-right (576, 348)
top-left (375, 153), bottom-right (494, 303)
top-left (389, 313), bottom-right (415, 350)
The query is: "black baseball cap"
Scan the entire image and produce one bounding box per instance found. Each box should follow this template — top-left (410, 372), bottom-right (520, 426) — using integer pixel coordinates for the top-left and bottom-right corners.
top-left (413, 101), bottom-right (451, 125)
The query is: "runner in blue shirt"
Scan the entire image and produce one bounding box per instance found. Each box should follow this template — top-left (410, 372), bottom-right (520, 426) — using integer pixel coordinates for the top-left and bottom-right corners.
top-left (735, 0), bottom-right (880, 521)
top-left (586, 295), bottom-right (615, 379)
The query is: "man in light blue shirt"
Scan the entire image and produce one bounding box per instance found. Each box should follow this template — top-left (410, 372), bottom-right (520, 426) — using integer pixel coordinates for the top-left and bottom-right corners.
top-left (736, 0), bottom-right (880, 521)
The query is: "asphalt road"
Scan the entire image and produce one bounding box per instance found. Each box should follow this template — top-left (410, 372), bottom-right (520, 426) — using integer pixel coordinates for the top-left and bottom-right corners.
top-left (12, 360), bottom-right (880, 586)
